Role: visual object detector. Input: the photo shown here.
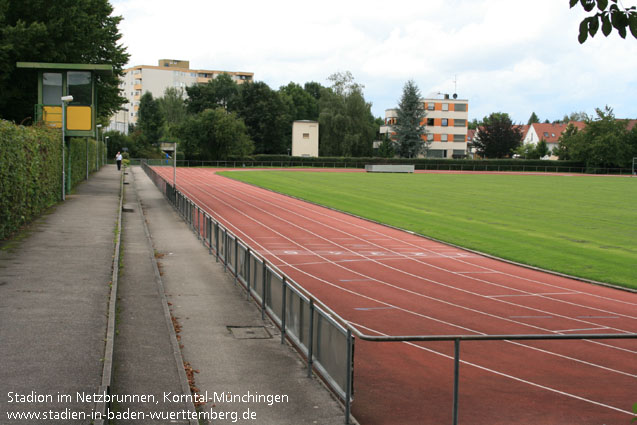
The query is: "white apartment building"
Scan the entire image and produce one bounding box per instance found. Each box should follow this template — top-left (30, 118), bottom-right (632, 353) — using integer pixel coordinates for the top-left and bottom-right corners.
top-left (380, 94), bottom-right (469, 158)
top-left (107, 59), bottom-right (253, 133)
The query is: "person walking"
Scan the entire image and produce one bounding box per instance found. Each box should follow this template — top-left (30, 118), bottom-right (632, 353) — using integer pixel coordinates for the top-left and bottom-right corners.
top-left (116, 152), bottom-right (123, 171)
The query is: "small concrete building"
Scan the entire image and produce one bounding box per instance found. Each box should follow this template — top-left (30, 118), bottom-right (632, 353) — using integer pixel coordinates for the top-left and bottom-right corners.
top-left (292, 120), bottom-right (319, 157)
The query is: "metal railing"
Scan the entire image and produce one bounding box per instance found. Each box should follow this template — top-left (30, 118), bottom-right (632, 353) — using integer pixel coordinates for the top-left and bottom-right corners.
top-left (142, 162), bottom-right (355, 423)
top-left (139, 158), bottom-right (636, 175)
top-left (142, 161), bottom-right (637, 425)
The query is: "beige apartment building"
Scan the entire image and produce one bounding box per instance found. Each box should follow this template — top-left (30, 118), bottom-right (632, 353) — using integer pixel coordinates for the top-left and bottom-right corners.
top-left (380, 94), bottom-right (469, 158)
top-left (108, 59), bottom-right (253, 133)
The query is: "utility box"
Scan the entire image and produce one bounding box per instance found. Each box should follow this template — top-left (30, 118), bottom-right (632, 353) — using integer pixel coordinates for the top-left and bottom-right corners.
top-left (291, 120), bottom-right (319, 158)
top-left (16, 62), bottom-right (113, 138)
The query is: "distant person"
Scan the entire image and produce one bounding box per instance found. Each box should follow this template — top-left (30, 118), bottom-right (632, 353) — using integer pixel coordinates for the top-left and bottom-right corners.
top-left (165, 152), bottom-right (170, 165)
top-left (116, 152), bottom-right (123, 171)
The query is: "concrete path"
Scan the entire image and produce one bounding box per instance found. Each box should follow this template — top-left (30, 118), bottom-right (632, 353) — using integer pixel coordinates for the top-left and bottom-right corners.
top-left (0, 165), bottom-right (120, 423)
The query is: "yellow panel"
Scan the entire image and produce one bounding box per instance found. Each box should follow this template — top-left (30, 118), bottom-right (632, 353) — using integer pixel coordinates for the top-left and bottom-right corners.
top-left (43, 106), bottom-right (62, 128)
top-left (67, 106), bottom-right (92, 131)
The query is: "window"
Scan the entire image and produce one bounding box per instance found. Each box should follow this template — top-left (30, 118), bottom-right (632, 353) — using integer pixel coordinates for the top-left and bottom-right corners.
top-left (67, 71), bottom-right (91, 105)
top-left (442, 103), bottom-right (449, 111)
top-left (453, 134), bottom-right (465, 142)
top-left (441, 134), bottom-right (448, 142)
top-left (454, 119), bottom-right (466, 127)
top-left (43, 72), bottom-right (63, 105)
top-left (427, 103), bottom-right (435, 111)
top-left (544, 132), bottom-right (549, 137)
top-left (427, 134), bottom-right (434, 141)
top-left (303, 133), bottom-right (310, 139)
top-left (427, 118), bottom-right (434, 126)
top-left (441, 119), bottom-right (448, 127)
top-left (454, 103), bottom-right (467, 112)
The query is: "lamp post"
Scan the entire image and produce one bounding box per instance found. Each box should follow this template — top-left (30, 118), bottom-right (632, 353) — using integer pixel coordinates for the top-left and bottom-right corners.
top-left (173, 142), bottom-right (177, 188)
top-left (105, 136), bottom-right (110, 164)
top-left (96, 124), bottom-right (102, 171)
top-left (61, 95), bottom-right (73, 201)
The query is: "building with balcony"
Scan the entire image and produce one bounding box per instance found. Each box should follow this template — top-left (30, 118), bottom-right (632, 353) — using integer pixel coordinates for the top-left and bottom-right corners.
top-left (107, 59), bottom-right (253, 133)
top-left (380, 94), bottom-right (469, 158)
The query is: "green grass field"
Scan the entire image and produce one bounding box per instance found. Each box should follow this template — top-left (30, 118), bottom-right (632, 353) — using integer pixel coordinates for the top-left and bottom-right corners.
top-left (218, 171), bottom-right (637, 290)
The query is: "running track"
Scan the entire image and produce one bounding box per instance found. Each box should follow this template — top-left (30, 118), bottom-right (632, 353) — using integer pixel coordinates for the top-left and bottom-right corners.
top-left (153, 167), bottom-right (637, 425)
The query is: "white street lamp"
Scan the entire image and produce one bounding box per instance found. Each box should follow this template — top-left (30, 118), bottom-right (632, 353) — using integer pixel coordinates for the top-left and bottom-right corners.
top-left (96, 124), bottom-right (102, 171)
top-left (105, 136), bottom-right (110, 164)
top-left (61, 95), bottom-right (73, 201)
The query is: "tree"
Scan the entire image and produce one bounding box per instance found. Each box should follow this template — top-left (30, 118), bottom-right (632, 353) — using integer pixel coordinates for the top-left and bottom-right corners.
top-left (137, 92), bottom-right (164, 145)
top-left (528, 112), bottom-right (540, 125)
top-left (377, 134), bottom-right (395, 158)
top-left (0, 0), bottom-right (129, 123)
top-left (536, 139), bottom-right (550, 157)
top-left (561, 111), bottom-right (590, 123)
top-left (394, 80), bottom-right (427, 158)
top-left (515, 143), bottom-right (539, 159)
top-left (553, 122), bottom-right (581, 159)
top-left (157, 87), bottom-right (187, 137)
top-left (557, 106), bottom-right (635, 168)
top-left (318, 72), bottom-right (376, 157)
top-left (233, 81), bottom-right (289, 154)
top-left (474, 113), bottom-right (523, 158)
top-left (185, 73), bottom-right (238, 114)
top-left (177, 108), bottom-right (253, 160)
top-left (279, 82), bottom-right (318, 121)
top-left (572, 0), bottom-right (637, 43)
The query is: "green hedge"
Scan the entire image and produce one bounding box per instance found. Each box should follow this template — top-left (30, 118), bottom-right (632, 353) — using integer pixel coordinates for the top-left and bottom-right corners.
top-left (0, 120), bottom-right (106, 240)
top-left (0, 121), bottom-right (62, 239)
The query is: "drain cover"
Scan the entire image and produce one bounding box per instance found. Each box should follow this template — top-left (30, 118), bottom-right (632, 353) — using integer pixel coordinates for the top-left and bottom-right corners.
top-left (227, 326), bottom-right (271, 339)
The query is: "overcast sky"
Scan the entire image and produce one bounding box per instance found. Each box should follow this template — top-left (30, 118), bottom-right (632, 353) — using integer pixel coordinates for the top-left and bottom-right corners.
top-left (111, 0), bottom-right (637, 123)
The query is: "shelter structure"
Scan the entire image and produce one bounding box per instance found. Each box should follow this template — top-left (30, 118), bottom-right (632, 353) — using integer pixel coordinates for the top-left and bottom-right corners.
top-left (16, 62), bottom-right (113, 138)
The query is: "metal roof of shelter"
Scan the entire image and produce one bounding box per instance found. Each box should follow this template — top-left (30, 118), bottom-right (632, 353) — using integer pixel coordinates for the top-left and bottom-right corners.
top-left (16, 62), bottom-right (113, 75)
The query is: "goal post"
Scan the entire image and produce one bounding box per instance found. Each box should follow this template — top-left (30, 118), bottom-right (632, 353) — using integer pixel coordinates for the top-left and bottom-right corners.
top-left (633, 157), bottom-right (637, 176)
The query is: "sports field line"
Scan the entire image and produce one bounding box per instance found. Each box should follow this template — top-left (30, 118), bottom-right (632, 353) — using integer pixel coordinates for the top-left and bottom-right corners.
top-left (175, 170), bottom-right (637, 350)
top-left (199, 171), bottom-right (637, 326)
top-left (349, 321), bottom-right (635, 416)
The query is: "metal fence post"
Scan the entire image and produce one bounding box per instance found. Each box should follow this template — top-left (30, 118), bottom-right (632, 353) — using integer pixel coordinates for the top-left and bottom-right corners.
top-left (452, 338), bottom-right (461, 425)
top-left (281, 277), bottom-right (287, 344)
top-left (261, 261), bottom-right (267, 320)
top-left (345, 329), bottom-right (353, 425)
top-left (234, 236), bottom-right (238, 283)
top-left (246, 248), bottom-right (251, 299)
top-left (307, 299), bottom-right (314, 377)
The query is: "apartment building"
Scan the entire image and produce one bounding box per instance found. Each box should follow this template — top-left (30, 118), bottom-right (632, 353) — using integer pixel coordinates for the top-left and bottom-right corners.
top-left (380, 94), bottom-right (469, 158)
top-left (107, 59), bottom-right (254, 133)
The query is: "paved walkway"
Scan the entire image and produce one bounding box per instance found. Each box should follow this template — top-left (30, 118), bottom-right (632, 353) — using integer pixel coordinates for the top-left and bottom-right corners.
top-left (0, 165), bottom-right (120, 423)
top-left (0, 164), bottom-right (347, 424)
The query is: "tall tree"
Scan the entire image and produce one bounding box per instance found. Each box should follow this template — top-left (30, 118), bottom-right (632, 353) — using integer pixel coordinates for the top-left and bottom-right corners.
top-left (394, 80), bottom-right (427, 158)
top-left (233, 81), bottom-right (288, 154)
top-left (157, 87), bottom-right (187, 137)
top-left (572, 0), bottom-right (637, 43)
top-left (556, 106), bottom-right (635, 168)
top-left (185, 73), bottom-right (238, 114)
top-left (137, 92), bottom-right (164, 144)
top-left (528, 112), bottom-right (540, 125)
top-left (0, 0), bottom-right (129, 123)
top-left (318, 71), bottom-right (376, 157)
top-left (177, 108), bottom-right (253, 160)
top-left (474, 112), bottom-right (523, 158)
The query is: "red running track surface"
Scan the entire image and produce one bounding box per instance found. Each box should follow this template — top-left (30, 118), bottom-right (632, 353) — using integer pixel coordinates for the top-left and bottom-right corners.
top-left (153, 167), bottom-right (637, 425)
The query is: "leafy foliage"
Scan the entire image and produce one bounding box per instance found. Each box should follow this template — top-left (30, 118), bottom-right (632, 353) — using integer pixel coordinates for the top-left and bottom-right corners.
top-left (474, 113), bottom-right (523, 158)
top-left (394, 80), bottom-right (427, 158)
top-left (0, 120), bottom-right (105, 239)
top-left (0, 0), bottom-right (129, 123)
top-left (555, 106), bottom-right (637, 168)
top-left (318, 72), bottom-right (376, 157)
top-left (137, 92), bottom-right (164, 144)
top-left (185, 73), bottom-right (238, 115)
top-left (572, 0), bottom-right (637, 43)
top-left (527, 112), bottom-right (540, 125)
top-left (177, 108), bottom-right (253, 160)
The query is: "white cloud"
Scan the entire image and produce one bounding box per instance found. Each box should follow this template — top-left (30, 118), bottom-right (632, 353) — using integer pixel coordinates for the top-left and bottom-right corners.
top-left (111, 0), bottom-right (637, 122)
